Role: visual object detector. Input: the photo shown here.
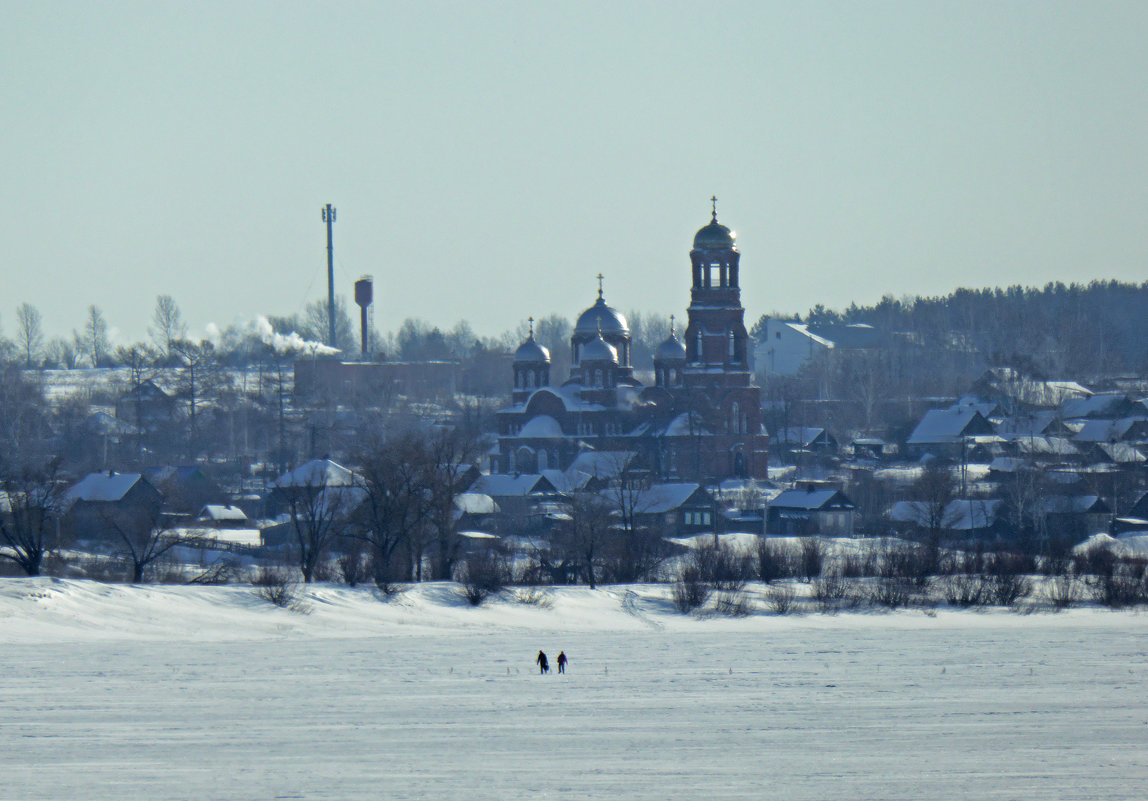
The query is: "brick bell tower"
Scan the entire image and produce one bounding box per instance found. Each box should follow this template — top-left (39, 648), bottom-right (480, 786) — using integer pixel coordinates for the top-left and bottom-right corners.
top-left (678, 198), bottom-right (767, 478)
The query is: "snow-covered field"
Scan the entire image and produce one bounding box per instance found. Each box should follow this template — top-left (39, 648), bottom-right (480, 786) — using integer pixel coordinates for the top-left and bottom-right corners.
top-left (2, 578), bottom-right (1147, 800)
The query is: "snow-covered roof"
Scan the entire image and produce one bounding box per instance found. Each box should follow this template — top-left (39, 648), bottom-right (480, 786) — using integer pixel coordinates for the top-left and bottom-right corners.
top-left (664, 412), bottom-right (710, 437)
top-left (541, 469), bottom-right (593, 493)
top-left (273, 459), bottom-right (354, 488)
top-left (993, 411), bottom-right (1061, 439)
top-left (1061, 393), bottom-right (1132, 419)
top-left (517, 415), bottom-right (564, 439)
top-left (949, 398), bottom-right (1001, 419)
top-left (777, 427), bottom-right (833, 449)
top-left (1073, 417), bottom-right (1148, 443)
top-left (454, 493), bottom-right (499, 515)
top-left (1014, 437), bottom-right (1078, 457)
top-left (622, 483), bottom-right (707, 514)
top-left (1091, 442), bottom-right (1146, 464)
top-left (988, 457), bottom-right (1025, 473)
top-left (198, 505), bottom-right (247, 522)
top-left (1037, 495), bottom-right (1108, 515)
top-left (469, 473), bottom-right (554, 497)
top-left (173, 527), bottom-right (263, 548)
top-left (65, 472), bottom-right (148, 504)
top-left (769, 488), bottom-right (854, 511)
top-left (458, 530), bottom-right (500, 541)
top-left (890, 499), bottom-right (1001, 531)
top-left (567, 451), bottom-right (636, 479)
top-left (907, 408), bottom-right (992, 445)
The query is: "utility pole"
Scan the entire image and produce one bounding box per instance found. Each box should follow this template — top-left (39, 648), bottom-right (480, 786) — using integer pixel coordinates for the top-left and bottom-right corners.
top-left (321, 203), bottom-right (337, 348)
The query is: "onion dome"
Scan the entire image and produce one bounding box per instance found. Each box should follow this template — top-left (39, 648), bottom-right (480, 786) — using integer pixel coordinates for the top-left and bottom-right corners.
top-left (655, 314), bottom-right (687, 361)
top-left (514, 337), bottom-right (549, 363)
top-left (693, 198), bottom-right (736, 250)
top-left (574, 277), bottom-right (629, 335)
top-left (656, 333), bottom-right (687, 362)
top-left (581, 331), bottom-right (618, 363)
top-left (514, 318), bottom-right (550, 363)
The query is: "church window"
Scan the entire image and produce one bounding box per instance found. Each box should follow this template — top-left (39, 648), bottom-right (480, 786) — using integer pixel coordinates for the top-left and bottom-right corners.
top-left (594, 369), bottom-right (603, 386)
top-left (729, 331), bottom-right (736, 359)
top-left (731, 402), bottom-right (740, 433)
top-left (526, 371), bottom-right (534, 388)
top-left (696, 331), bottom-right (703, 361)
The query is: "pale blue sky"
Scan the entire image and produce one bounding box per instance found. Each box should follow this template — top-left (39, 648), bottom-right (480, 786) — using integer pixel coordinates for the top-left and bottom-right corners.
top-left (4, 1), bottom-right (1147, 345)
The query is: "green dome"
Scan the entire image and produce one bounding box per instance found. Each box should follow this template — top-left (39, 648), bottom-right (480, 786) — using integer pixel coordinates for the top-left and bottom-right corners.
top-left (693, 218), bottom-right (736, 250)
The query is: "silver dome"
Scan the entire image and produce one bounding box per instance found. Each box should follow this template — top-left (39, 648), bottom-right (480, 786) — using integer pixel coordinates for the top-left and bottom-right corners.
top-left (574, 296), bottom-right (629, 336)
top-left (514, 336), bottom-right (550, 363)
top-left (655, 333), bottom-right (687, 362)
top-left (580, 333), bottom-right (618, 363)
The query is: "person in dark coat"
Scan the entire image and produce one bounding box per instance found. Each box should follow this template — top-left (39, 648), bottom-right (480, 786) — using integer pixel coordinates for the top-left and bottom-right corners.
top-left (536, 650), bottom-right (549, 674)
top-left (556, 651), bottom-right (567, 674)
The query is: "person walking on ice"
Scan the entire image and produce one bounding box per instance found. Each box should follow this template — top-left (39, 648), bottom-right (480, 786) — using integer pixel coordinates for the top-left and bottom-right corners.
top-left (556, 651), bottom-right (567, 674)
top-left (536, 650), bottom-right (549, 674)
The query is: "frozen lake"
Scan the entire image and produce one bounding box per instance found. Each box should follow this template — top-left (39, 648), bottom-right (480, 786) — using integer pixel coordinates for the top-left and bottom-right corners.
top-left (2, 581), bottom-right (1146, 800)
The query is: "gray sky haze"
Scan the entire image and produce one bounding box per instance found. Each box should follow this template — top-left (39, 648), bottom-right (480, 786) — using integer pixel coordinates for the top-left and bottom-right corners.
top-left (4, 1), bottom-right (1147, 345)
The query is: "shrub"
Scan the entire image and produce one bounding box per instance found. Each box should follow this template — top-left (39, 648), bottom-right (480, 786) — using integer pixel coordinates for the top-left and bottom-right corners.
top-left (714, 590), bottom-right (752, 617)
top-left (757, 540), bottom-right (794, 582)
top-left (765, 582), bottom-right (797, 615)
top-left (811, 573), bottom-right (863, 612)
top-left (943, 574), bottom-right (987, 607)
top-left (799, 538), bottom-right (824, 582)
top-left (986, 573), bottom-right (1032, 606)
top-left (1086, 561), bottom-right (1148, 608)
top-left (672, 565), bottom-right (712, 613)
top-left (694, 543), bottom-right (750, 592)
top-left (252, 567), bottom-right (308, 612)
top-left (338, 546), bottom-right (366, 587)
top-left (458, 551), bottom-right (508, 606)
top-left (1045, 574), bottom-right (1079, 610)
top-left (513, 587), bottom-right (553, 608)
top-left (870, 577), bottom-right (915, 609)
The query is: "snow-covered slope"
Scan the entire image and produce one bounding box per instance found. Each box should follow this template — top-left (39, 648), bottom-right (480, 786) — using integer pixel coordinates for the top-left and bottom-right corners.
top-left (2, 578), bottom-right (1147, 800)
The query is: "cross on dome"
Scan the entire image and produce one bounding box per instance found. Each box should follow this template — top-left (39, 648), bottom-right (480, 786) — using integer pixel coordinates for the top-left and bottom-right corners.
top-left (710, 195), bottom-right (718, 222)
top-left (597, 273), bottom-right (605, 298)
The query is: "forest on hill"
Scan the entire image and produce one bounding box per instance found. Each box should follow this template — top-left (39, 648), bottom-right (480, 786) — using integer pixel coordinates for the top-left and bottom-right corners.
top-left (761, 280), bottom-right (1148, 381)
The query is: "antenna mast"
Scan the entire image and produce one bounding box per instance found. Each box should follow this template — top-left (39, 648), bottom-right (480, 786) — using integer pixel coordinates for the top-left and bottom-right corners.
top-left (321, 203), bottom-right (337, 348)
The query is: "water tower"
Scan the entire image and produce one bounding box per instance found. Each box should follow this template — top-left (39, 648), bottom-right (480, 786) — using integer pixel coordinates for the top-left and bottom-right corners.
top-left (354, 276), bottom-right (373, 357)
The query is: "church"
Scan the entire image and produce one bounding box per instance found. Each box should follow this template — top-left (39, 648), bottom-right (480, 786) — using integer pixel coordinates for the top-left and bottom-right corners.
top-left (493, 205), bottom-right (769, 482)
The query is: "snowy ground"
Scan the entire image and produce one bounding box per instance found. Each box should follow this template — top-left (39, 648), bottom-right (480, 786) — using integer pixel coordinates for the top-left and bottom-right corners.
top-left (2, 579), bottom-right (1147, 800)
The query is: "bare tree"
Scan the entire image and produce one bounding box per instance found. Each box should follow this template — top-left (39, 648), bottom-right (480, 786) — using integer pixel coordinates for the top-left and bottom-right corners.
top-left (279, 470), bottom-right (358, 583)
top-left (351, 431), bottom-right (435, 586)
top-left (99, 502), bottom-right (179, 583)
top-left (115, 344), bottom-right (158, 461)
top-left (425, 426), bottom-right (481, 581)
top-left (564, 491), bottom-right (614, 589)
top-left (81, 305), bottom-right (110, 367)
top-left (150, 295), bottom-right (187, 359)
top-left (173, 339), bottom-right (225, 459)
top-left (905, 463), bottom-right (959, 542)
top-left (303, 298), bottom-right (354, 354)
top-left (14, 303), bottom-right (44, 368)
top-left (45, 337), bottom-right (79, 370)
top-left (0, 458), bottom-right (66, 576)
